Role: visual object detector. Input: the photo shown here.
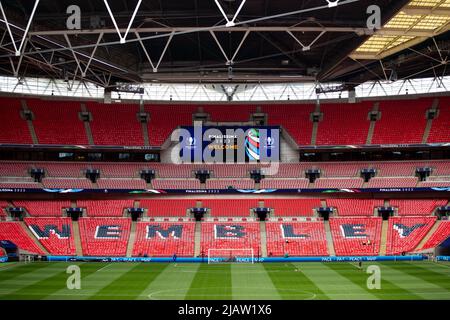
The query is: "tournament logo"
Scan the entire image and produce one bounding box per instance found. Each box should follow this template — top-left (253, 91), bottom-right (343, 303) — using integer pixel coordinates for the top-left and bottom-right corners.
top-left (245, 128), bottom-right (260, 161)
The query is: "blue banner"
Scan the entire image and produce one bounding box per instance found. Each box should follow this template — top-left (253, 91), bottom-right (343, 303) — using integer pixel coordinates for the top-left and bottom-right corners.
top-left (46, 255), bottom-right (426, 263)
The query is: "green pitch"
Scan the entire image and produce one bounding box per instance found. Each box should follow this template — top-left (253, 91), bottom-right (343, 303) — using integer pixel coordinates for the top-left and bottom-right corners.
top-left (0, 261), bottom-right (449, 300)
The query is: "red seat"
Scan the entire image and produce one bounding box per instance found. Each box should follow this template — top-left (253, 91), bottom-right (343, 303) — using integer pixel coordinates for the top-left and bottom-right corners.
top-left (420, 221), bottom-right (450, 250)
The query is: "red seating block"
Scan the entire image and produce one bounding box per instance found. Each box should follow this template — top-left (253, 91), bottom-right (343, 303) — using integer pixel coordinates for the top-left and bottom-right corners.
top-left (77, 200), bottom-right (133, 217)
top-left (314, 178), bottom-right (363, 189)
top-left (88, 102), bottom-right (144, 146)
top-left (326, 199), bottom-right (384, 216)
top-left (25, 217), bottom-right (76, 255)
top-left (200, 222), bottom-right (261, 254)
top-left (266, 221), bottom-right (328, 256)
top-left (260, 179), bottom-right (309, 189)
top-left (420, 221), bottom-right (450, 250)
top-left (386, 216), bottom-right (436, 255)
top-left (205, 179), bottom-right (255, 189)
top-left (264, 198), bottom-right (321, 216)
top-left (316, 102), bottom-right (372, 145)
top-left (428, 97), bottom-right (450, 143)
top-left (78, 218), bottom-right (131, 256)
top-left (27, 99), bottom-right (87, 145)
top-left (390, 199), bottom-right (447, 216)
top-left (0, 97), bottom-right (32, 144)
top-left (0, 222), bottom-right (45, 254)
top-left (12, 200), bottom-right (71, 217)
top-left (329, 217), bottom-right (382, 256)
top-left (132, 222), bottom-right (195, 257)
top-left (152, 179), bottom-right (201, 189)
top-left (202, 199), bottom-right (258, 216)
top-left (365, 177), bottom-right (418, 188)
top-left (139, 199), bottom-right (195, 217)
top-left (372, 98), bottom-right (431, 144)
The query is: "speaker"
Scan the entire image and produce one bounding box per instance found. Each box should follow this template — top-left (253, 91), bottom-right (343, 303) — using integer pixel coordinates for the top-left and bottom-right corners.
top-left (305, 169), bottom-right (321, 183)
top-left (416, 167), bottom-right (432, 181)
top-left (140, 169), bottom-right (155, 183)
top-left (128, 208), bottom-right (144, 221)
top-left (30, 168), bottom-right (45, 182)
top-left (253, 207), bottom-right (270, 221)
top-left (250, 169), bottom-right (264, 183)
top-left (8, 207), bottom-right (24, 220)
top-left (191, 207), bottom-right (207, 221)
top-left (378, 207), bottom-right (394, 220)
top-left (195, 170), bottom-right (210, 184)
top-left (85, 169), bottom-right (100, 183)
top-left (67, 208), bottom-right (83, 221)
top-left (361, 168), bottom-right (377, 182)
top-left (316, 207), bottom-right (333, 220)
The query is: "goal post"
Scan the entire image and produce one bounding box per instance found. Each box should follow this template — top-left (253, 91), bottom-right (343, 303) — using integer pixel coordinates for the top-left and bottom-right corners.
top-left (207, 248), bottom-right (254, 264)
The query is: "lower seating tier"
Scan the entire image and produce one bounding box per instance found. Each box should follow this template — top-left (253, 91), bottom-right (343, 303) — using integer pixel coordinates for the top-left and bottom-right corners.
top-left (132, 222), bottom-right (195, 257)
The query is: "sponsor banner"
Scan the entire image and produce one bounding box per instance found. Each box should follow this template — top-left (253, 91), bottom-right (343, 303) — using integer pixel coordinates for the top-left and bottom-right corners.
top-left (1, 187), bottom-right (449, 194)
top-left (46, 255), bottom-right (425, 263)
top-left (436, 256), bottom-right (450, 261)
top-left (0, 257), bottom-right (8, 263)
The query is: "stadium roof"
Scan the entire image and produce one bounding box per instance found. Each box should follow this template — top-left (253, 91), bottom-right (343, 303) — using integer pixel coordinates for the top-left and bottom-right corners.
top-left (0, 0), bottom-right (448, 88)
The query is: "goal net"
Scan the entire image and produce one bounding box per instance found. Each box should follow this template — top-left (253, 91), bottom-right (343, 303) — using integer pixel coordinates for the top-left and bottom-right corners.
top-left (207, 248), bottom-right (254, 264)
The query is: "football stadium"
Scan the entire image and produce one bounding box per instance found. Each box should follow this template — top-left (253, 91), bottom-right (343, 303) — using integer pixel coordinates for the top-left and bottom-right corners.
top-left (0, 0), bottom-right (449, 304)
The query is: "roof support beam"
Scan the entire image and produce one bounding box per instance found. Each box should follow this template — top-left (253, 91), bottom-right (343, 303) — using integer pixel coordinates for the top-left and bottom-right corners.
top-left (136, 31), bottom-right (174, 72)
top-left (214, 0), bottom-right (246, 27)
top-left (103, 0), bottom-right (142, 44)
top-left (0, 0), bottom-right (39, 56)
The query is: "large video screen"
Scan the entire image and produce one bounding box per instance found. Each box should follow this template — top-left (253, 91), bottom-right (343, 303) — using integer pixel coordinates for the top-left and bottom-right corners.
top-left (179, 126), bottom-right (280, 163)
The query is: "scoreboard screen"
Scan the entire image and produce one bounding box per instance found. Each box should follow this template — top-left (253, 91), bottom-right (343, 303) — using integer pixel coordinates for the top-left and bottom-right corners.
top-left (179, 126), bottom-right (280, 163)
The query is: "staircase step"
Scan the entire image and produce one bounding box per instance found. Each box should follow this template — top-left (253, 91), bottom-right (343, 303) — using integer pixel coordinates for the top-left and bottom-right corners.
top-left (379, 220), bottom-right (389, 255)
top-left (366, 102), bottom-right (379, 144)
top-left (259, 221), bottom-right (268, 258)
top-left (194, 221), bottom-right (202, 257)
top-left (126, 221), bottom-right (137, 257)
top-left (72, 221), bottom-right (83, 256)
top-left (324, 221), bottom-right (336, 256)
top-left (81, 103), bottom-right (94, 144)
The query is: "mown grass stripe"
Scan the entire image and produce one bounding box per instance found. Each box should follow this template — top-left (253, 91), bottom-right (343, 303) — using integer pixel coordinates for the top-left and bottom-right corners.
top-left (2, 263), bottom-right (96, 300)
top-left (185, 264), bottom-right (232, 300)
top-left (0, 263), bottom-right (64, 297)
top-left (91, 263), bottom-right (168, 300)
top-left (300, 263), bottom-right (378, 300)
top-left (263, 263), bottom-right (326, 300)
top-left (0, 262), bottom-right (50, 282)
top-left (231, 263), bottom-right (281, 300)
top-left (325, 262), bottom-right (421, 300)
top-left (388, 262), bottom-right (450, 291)
top-left (371, 262), bottom-right (449, 300)
top-left (138, 263), bottom-right (200, 300)
top-left (47, 262), bottom-right (137, 300)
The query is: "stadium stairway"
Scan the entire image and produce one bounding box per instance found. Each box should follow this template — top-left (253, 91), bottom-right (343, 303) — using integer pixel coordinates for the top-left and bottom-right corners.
top-left (260, 221), bottom-right (268, 257)
top-left (80, 103), bottom-right (94, 145)
top-left (72, 221), bottom-right (83, 256)
top-left (126, 221), bottom-right (137, 257)
top-left (139, 104), bottom-right (150, 146)
top-left (366, 102), bottom-right (379, 144)
top-left (415, 219), bottom-right (441, 251)
top-left (279, 135), bottom-right (299, 163)
top-left (379, 220), bottom-right (389, 255)
top-left (194, 221), bottom-right (201, 257)
top-left (423, 98), bottom-right (439, 143)
top-left (20, 221), bottom-right (49, 255)
top-left (324, 221), bottom-right (336, 256)
top-left (21, 100), bottom-right (39, 144)
top-left (310, 104), bottom-right (320, 145)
